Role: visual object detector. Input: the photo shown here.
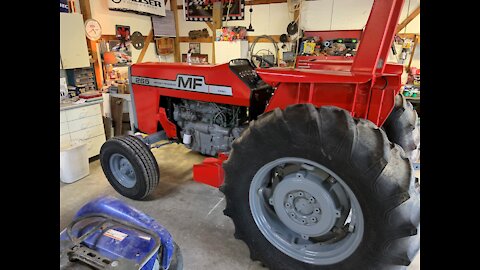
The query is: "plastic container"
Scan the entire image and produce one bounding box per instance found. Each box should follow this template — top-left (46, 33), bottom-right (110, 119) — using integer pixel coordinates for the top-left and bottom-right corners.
top-left (60, 142), bottom-right (89, 183)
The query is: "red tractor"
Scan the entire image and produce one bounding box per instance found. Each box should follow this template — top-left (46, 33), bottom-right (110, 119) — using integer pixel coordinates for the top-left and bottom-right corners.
top-left (100, 0), bottom-right (420, 269)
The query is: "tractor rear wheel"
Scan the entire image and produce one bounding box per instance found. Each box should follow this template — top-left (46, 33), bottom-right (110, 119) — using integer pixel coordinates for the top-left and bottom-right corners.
top-left (222, 104), bottom-right (420, 269)
top-left (383, 94), bottom-right (420, 162)
top-left (100, 135), bottom-right (159, 200)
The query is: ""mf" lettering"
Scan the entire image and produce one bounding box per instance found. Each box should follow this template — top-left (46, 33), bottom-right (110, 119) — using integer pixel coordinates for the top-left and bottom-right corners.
top-left (178, 76), bottom-right (203, 90)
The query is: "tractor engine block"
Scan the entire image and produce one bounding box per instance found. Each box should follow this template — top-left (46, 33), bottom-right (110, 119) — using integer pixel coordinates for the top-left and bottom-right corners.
top-left (173, 100), bottom-right (245, 156)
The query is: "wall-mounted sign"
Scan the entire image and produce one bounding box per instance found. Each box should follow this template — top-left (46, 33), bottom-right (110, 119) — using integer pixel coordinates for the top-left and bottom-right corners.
top-left (60, 0), bottom-right (69, 12)
top-left (184, 0), bottom-right (245, 22)
top-left (152, 10), bottom-right (177, 37)
top-left (108, 0), bottom-right (166, 17)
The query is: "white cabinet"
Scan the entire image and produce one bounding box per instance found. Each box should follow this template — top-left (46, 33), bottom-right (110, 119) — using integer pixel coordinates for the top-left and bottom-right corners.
top-left (60, 13), bottom-right (90, 69)
top-left (214, 41), bottom-right (249, 64)
top-left (60, 102), bottom-right (106, 158)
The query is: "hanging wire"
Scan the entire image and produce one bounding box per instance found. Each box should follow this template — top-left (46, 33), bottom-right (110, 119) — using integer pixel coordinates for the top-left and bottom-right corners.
top-left (225, 0), bottom-right (233, 26)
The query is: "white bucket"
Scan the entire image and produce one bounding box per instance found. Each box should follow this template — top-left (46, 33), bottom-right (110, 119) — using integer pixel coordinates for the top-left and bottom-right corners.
top-left (60, 142), bottom-right (89, 183)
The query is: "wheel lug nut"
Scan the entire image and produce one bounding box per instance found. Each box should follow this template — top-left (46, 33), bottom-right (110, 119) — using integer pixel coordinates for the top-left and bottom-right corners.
top-left (285, 203), bottom-right (291, 208)
top-left (309, 197), bottom-right (315, 203)
top-left (301, 219), bottom-right (306, 223)
top-left (290, 213), bottom-right (295, 217)
top-left (314, 208), bottom-right (320, 213)
top-left (298, 192), bottom-right (303, 196)
top-left (301, 234), bottom-right (309, 240)
top-left (269, 198), bottom-right (274, 205)
top-left (310, 217), bottom-right (317, 222)
top-left (288, 194), bottom-right (293, 199)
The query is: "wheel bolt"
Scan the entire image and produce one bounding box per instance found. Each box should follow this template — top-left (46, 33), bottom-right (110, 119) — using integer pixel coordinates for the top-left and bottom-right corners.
top-left (314, 208), bottom-right (320, 213)
top-left (309, 197), bottom-right (315, 203)
top-left (288, 194), bottom-right (294, 199)
top-left (301, 219), bottom-right (306, 223)
top-left (310, 217), bottom-right (317, 222)
top-left (298, 192), bottom-right (303, 196)
top-left (285, 203), bottom-right (291, 208)
top-left (269, 198), bottom-right (274, 205)
top-left (290, 213), bottom-right (295, 217)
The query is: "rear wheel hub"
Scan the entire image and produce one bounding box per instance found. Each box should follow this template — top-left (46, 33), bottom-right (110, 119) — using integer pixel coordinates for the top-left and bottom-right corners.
top-left (272, 172), bottom-right (339, 237)
top-left (249, 157), bottom-right (364, 265)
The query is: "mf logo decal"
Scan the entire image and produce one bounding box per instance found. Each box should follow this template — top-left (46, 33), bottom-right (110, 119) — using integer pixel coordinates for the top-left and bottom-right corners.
top-left (131, 75), bottom-right (233, 96)
top-left (177, 75), bottom-right (206, 91)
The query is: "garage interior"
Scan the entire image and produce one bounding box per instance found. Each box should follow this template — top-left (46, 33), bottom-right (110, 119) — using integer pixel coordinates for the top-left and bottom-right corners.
top-left (60, 0), bottom-right (420, 269)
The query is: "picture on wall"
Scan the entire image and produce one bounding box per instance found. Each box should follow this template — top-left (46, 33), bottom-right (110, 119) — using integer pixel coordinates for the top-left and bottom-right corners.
top-left (184, 0), bottom-right (245, 22)
top-left (115, 25), bottom-right (131, 49)
top-left (189, 43), bottom-right (201, 54)
top-left (155, 38), bottom-right (175, 55)
top-left (106, 40), bottom-right (132, 67)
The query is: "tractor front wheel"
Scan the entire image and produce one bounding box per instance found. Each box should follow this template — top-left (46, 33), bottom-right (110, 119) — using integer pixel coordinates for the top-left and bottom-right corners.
top-left (222, 104), bottom-right (420, 269)
top-left (100, 135), bottom-right (159, 200)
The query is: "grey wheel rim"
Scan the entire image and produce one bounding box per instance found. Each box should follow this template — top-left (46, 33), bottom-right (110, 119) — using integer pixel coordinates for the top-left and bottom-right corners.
top-left (249, 157), bottom-right (364, 265)
top-left (109, 153), bottom-right (137, 188)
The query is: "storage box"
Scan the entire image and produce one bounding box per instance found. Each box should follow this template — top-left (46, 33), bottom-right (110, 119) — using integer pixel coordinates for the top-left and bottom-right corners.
top-left (60, 142), bottom-right (89, 183)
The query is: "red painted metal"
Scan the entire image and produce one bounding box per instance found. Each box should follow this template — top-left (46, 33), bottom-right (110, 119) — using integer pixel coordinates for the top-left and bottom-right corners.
top-left (296, 56), bottom-right (354, 70)
top-left (260, 64), bottom-right (402, 126)
top-left (131, 62), bottom-right (251, 136)
top-left (158, 107), bottom-right (177, 139)
top-left (192, 153), bottom-right (229, 188)
top-left (351, 0), bottom-right (404, 76)
top-left (128, 0), bottom-right (407, 187)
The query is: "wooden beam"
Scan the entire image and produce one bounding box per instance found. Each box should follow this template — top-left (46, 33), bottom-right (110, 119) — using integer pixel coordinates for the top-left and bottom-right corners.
top-left (171, 0), bottom-right (181, 62)
top-left (101, 34), bottom-right (151, 41)
top-left (396, 6), bottom-right (420, 33)
top-left (178, 36), bottom-right (213, 43)
top-left (397, 33), bottom-right (416, 40)
top-left (212, 2), bottom-right (223, 29)
top-left (137, 29), bottom-right (154, 63)
top-left (79, 0), bottom-right (103, 90)
top-left (407, 35), bottom-right (419, 71)
top-left (177, 35), bottom-right (281, 43)
top-left (205, 22), bottom-right (215, 32)
top-left (211, 2), bottom-right (223, 64)
top-left (247, 35), bottom-right (280, 43)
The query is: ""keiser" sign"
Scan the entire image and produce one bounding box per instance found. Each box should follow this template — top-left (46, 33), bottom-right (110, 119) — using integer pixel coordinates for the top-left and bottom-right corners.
top-left (108, 0), bottom-right (166, 17)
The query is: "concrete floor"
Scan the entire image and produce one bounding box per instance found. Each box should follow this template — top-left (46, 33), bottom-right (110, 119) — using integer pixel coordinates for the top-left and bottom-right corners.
top-left (60, 143), bottom-right (420, 269)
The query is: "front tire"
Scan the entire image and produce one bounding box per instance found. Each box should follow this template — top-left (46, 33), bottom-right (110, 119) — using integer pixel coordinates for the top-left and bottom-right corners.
top-left (100, 135), bottom-right (159, 200)
top-left (222, 104), bottom-right (420, 269)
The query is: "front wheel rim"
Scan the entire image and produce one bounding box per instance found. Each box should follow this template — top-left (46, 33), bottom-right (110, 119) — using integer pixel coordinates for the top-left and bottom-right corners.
top-left (249, 157), bottom-right (364, 265)
top-left (109, 153), bottom-right (137, 188)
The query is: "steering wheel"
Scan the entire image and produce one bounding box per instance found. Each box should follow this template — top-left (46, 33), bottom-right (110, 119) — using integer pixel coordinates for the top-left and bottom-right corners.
top-left (249, 35), bottom-right (279, 68)
top-left (251, 55), bottom-right (275, 68)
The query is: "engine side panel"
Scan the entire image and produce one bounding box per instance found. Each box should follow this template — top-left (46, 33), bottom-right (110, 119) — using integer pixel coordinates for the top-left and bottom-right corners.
top-left (131, 61), bottom-right (254, 134)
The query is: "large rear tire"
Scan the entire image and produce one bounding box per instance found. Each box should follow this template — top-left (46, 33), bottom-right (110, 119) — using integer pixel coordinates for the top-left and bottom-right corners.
top-left (100, 135), bottom-right (159, 200)
top-left (383, 94), bottom-right (420, 162)
top-left (222, 104), bottom-right (420, 269)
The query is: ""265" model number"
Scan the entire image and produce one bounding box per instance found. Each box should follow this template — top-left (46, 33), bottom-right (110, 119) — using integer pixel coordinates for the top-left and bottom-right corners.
top-left (135, 78), bottom-right (150, 84)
